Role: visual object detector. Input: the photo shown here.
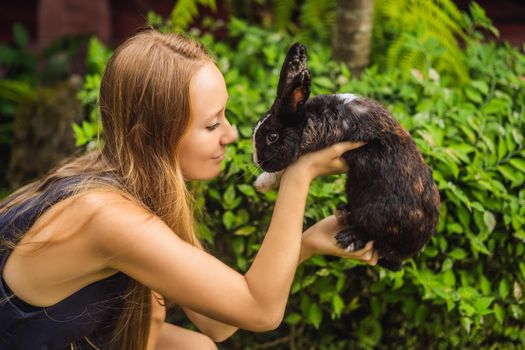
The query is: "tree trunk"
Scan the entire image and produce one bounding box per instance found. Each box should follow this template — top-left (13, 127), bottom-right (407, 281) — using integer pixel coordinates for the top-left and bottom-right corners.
top-left (332, 0), bottom-right (374, 75)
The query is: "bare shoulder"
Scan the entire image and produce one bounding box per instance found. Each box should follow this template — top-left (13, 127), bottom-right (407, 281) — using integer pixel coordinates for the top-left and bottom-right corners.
top-left (72, 190), bottom-right (173, 261)
top-left (3, 189), bottom-right (162, 306)
top-left (72, 189), bottom-right (150, 219)
top-left (74, 189), bottom-right (167, 261)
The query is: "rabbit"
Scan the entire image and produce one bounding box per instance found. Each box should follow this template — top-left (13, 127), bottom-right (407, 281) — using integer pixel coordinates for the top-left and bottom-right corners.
top-left (252, 43), bottom-right (440, 271)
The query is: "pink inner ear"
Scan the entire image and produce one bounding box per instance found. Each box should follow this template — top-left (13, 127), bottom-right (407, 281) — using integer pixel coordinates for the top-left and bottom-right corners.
top-left (291, 89), bottom-right (304, 112)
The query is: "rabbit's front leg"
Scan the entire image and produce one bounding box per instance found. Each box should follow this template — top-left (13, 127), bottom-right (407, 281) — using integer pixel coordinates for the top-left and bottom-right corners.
top-left (254, 171), bottom-right (284, 193)
top-left (335, 205), bottom-right (367, 252)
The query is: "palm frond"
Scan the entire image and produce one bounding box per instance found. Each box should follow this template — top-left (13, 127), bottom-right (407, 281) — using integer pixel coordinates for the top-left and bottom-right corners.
top-left (170, 0), bottom-right (217, 33)
top-left (273, 0), bottom-right (297, 31)
top-left (299, 0), bottom-right (337, 44)
top-left (374, 0), bottom-right (474, 84)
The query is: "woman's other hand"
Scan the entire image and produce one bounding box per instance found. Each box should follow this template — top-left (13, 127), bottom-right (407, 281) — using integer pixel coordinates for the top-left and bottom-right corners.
top-left (288, 141), bottom-right (366, 181)
top-left (299, 215), bottom-right (379, 265)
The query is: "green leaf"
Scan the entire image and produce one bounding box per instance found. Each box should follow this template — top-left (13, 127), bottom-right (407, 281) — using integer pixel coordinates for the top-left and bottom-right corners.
top-left (234, 225), bottom-right (256, 236)
top-left (456, 205), bottom-right (471, 228)
top-left (497, 165), bottom-right (521, 183)
top-left (458, 125), bottom-right (476, 144)
top-left (331, 294), bottom-right (344, 317)
top-left (459, 300), bottom-right (476, 317)
top-left (499, 279), bottom-right (510, 299)
top-left (357, 316), bottom-right (383, 346)
top-left (197, 223), bottom-right (213, 244)
top-left (222, 211), bottom-right (235, 229)
top-left (223, 185), bottom-right (236, 205)
top-left (519, 262), bottom-right (525, 280)
top-left (512, 129), bottom-right (523, 145)
top-left (313, 76), bottom-right (335, 90)
top-left (494, 303), bottom-right (505, 324)
top-left (509, 158), bottom-right (525, 173)
top-left (479, 275), bottom-right (491, 295)
top-left (481, 98), bottom-right (507, 114)
top-left (470, 201), bottom-right (484, 212)
top-left (458, 286), bottom-right (479, 299)
top-left (471, 80), bottom-right (489, 94)
top-left (316, 268), bottom-right (330, 277)
top-left (473, 296), bottom-right (494, 315)
top-left (237, 184), bottom-right (256, 197)
top-left (483, 211), bottom-right (496, 233)
top-left (447, 223), bottom-right (463, 234)
top-left (285, 312), bottom-right (302, 325)
top-left (461, 316), bottom-right (473, 333)
top-left (309, 255), bottom-right (327, 267)
top-left (498, 138), bottom-right (507, 159)
top-left (308, 303), bottom-right (323, 328)
top-left (232, 237), bottom-right (244, 255)
top-left (465, 87), bottom-right (483, 103)
top-left (470, 235), bottom-right (490, 255)
top-left (441, 269), bottom-right (456, 287)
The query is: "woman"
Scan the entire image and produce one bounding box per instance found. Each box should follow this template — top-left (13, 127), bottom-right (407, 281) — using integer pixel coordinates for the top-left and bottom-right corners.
top-left (0, 31), bottom-right (378, 349)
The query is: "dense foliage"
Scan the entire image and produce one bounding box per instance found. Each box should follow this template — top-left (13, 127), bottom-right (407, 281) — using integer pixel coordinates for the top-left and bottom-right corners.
top-left (0, 24), bottom-right (85, 192)
top-left (0, 0), bottom-right (521, 348)
top-left (74, 14), bottom-right (525, 348)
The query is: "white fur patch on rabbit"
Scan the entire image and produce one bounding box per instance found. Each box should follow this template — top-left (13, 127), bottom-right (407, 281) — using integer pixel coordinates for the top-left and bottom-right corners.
top-left (337, 93), bottom-right (358, 104)
top-left (254, 171), bottom-right (283, 193)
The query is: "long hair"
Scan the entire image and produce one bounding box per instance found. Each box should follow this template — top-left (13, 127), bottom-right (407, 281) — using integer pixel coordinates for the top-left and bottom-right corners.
top-left (0, 30), bottom-right (212, 349)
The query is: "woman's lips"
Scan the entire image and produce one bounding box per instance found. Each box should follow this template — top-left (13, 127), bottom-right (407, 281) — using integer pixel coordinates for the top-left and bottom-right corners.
top-left (211, 153), bottom-right (225, 160)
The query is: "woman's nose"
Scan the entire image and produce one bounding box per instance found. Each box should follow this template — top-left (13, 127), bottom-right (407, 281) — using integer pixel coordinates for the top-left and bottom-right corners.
top-left (221, 121), bottom-right (238, 145)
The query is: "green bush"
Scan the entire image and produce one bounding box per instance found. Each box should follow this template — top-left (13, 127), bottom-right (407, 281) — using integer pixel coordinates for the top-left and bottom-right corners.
top-left (75, 17), bottom-right (525, 350)
top-left (0, 23), bottom-right (88, 193)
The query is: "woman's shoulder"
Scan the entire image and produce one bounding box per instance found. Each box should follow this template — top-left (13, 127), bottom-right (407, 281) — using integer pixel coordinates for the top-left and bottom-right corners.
top-left (72, 189), bottom-right (168, 260)
top-left (73, 189), bottom-right (150, 217)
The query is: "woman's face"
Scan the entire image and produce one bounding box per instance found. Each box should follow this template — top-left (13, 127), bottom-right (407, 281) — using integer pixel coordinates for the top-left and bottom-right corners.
top-left (179, 62), bottom-right (238, 180)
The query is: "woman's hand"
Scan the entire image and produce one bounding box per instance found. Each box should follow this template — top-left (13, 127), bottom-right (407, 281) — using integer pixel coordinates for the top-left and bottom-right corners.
top-left (288, 141), bottom-right (366, 182)
top-left (299, 215), bottom-right (379, 265)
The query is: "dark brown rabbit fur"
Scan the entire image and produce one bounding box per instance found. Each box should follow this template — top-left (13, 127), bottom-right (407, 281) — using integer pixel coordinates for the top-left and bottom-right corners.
top-left (252, 43), bottom-right (440, 270)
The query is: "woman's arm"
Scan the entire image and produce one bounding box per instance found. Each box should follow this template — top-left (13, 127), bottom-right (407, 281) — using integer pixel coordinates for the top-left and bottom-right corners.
top-left (182, 307), bottom-right (238, 342)
top-left (179, 168), bottom-right (312, 340)
top-left (90, 142), bottom-right (364, 334)
top-left (92, 165), bottom-right (310, 332)
top-left (182, 215), bottom-right (379, 342)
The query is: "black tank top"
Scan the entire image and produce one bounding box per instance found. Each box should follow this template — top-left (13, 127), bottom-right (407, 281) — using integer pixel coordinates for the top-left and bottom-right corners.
top-left (0, 176), bottom-right (131, 349)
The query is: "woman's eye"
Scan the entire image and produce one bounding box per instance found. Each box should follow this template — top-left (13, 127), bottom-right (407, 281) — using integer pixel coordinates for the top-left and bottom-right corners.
top-left (266, 133), bottom-right (279, 144)
top-left (206, 123), bottom-right (220, 131)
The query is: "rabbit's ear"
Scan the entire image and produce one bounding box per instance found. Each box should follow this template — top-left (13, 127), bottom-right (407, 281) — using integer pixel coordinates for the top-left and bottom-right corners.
top-left (276, 43), bottom-right (308, 96)
top-left (280, 69), bottom-right (311, 112)
top-left (275, 43), bottom-right (311, 125)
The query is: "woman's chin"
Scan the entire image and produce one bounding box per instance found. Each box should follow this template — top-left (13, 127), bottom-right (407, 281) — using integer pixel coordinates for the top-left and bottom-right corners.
top-left (183, 167), bottom-right (222, 181)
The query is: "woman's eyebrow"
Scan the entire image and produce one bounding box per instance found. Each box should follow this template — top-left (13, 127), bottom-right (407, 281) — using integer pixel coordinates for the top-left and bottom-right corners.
top-left (205, 108), bottom-right (224, 123)
top-left (210, 107), bottom-right (225, 118)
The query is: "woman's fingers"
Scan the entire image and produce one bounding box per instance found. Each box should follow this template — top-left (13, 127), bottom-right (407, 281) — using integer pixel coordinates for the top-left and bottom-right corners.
top-left (322, 141), bottom-right (366, 174)
top-left (294, 141), bottom-right (367, 179)
top-left (329, 141), bottom-right (367, 157)
top-left (369, 249), bottom-right (380, 266)
top-left (348, 241), bottom-right (374, 257)
top-left (341, 241), bottom-right (381, 266)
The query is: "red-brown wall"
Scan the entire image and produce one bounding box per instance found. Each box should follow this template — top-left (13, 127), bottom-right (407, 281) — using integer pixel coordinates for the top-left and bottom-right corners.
top-left (0, 0), bottom-right (524, 49)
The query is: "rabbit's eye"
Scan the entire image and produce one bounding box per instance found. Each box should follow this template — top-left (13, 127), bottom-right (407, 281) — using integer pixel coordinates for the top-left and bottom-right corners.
top-left (266, 133), bottom-right (279, 144)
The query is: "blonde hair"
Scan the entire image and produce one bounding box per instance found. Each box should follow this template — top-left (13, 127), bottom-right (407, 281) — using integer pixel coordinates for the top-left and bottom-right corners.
top-left (0, 30), bottom-right (212, 349)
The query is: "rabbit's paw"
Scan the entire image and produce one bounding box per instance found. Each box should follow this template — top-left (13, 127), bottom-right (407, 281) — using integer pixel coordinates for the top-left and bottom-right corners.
top-left (335, 228), bottom-right (366, 252)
